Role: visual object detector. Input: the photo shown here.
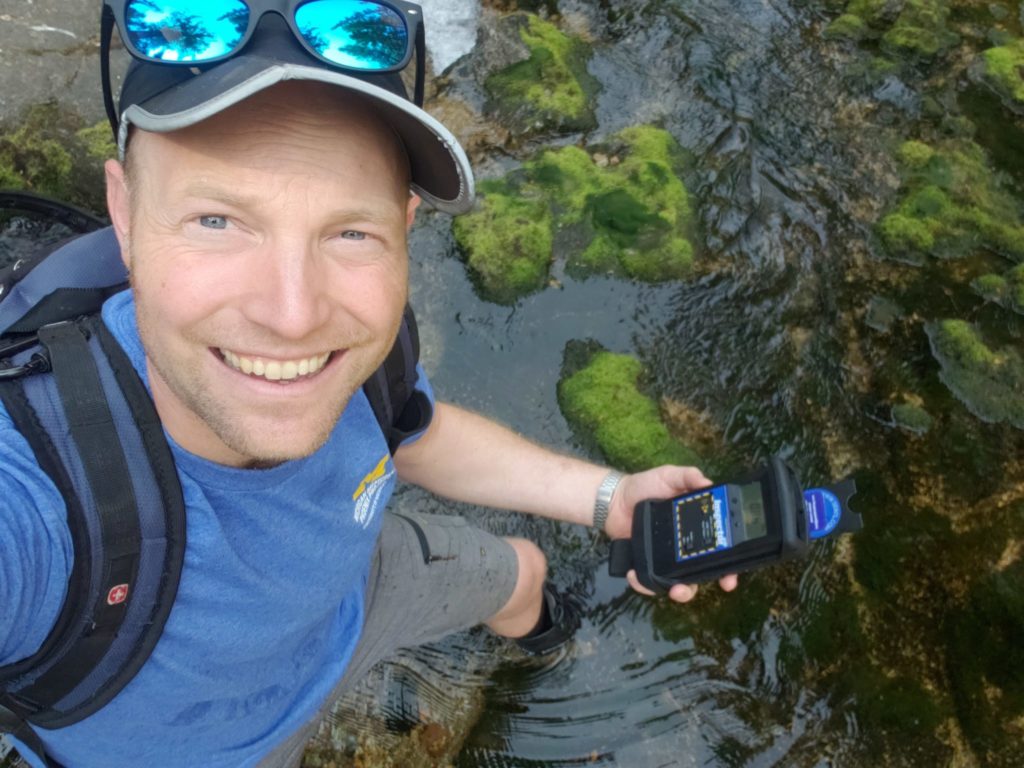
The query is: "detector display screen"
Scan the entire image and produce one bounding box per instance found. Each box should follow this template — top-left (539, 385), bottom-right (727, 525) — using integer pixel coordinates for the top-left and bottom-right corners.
top-left (672, 485), bottom-right (731, 562)
top-left (671, 482), bottom-right (769, 562)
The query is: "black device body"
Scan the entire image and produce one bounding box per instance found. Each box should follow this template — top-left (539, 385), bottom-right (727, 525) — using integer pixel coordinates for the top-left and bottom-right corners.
top-left (614, 456), bottom-right (815, 592)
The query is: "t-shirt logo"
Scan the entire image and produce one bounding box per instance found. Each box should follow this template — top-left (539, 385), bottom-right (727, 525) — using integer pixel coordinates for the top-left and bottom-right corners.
top-left (352, 454), bottom-right (394, 529)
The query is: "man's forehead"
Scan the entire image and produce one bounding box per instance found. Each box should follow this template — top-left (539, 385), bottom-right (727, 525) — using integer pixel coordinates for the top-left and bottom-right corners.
top-left (127, 83), bottom-right (411, 186)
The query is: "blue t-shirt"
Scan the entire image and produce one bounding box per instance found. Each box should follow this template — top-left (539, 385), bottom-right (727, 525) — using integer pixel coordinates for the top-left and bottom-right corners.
top-left (0, 290), bottom-right (433, 767)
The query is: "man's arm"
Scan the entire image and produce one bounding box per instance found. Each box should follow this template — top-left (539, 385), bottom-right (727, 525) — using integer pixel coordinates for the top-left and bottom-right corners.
top-left (394, 401), bottom-right (608, 528)
top-left (393, 401), bottom-right (737, 602)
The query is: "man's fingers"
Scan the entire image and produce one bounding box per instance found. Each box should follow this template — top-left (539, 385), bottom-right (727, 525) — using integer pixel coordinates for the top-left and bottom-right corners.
top-left (668, 583), bottom-right (698, 603)
top-left (626, 570), bottom-right (657, 596)
top-left (718, 573), bottom-right (739, 592)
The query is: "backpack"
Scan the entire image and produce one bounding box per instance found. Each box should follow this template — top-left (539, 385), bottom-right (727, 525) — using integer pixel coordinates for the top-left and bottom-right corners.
top-left (0, 191), bottom-right (432, 768)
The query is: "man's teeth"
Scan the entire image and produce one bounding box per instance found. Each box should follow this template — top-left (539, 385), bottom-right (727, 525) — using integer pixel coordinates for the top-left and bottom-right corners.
top-left (220, 350), bottom-right (331, 381)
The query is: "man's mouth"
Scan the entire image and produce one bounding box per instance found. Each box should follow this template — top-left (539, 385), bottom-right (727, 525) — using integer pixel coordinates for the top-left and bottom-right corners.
top-left (218, 349), bottom-right (333, 382)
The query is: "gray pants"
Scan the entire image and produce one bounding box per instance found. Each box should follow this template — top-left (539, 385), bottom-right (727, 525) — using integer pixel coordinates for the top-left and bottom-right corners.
top-left (257, 511), bottom-right (520, 768)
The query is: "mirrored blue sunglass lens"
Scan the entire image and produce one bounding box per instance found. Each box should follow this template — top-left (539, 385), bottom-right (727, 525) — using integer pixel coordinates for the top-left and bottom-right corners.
top-left (124, 0), bottom-right (249, 62)
top-left (295, 0), bottom-right (408, 70)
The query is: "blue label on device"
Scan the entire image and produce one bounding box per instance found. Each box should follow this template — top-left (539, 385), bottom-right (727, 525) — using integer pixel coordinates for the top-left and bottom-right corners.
top-left (804, 488), bottom-right (842, 539)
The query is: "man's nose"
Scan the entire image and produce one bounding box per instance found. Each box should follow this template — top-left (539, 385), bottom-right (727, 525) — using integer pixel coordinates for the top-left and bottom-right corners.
top-left (243, 237), bottom-right (331, 340)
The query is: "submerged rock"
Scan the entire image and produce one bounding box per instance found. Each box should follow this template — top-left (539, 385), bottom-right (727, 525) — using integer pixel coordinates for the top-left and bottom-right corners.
top-left (972, 262), bottom-right (1024, 314)
top-left (825, 0), bottom-right (958, 58)
top-left (925, 319), bottom-right (1024, 428)
top-left (877, 138), bottom-right (1024, 262)
top-left (880, 0), bottom-right (959, 59)
top-left (556, 340), bottom-right (699, 473)
top-left (452, 126), bottom-right (697, 303)
top-left (483, 13), bottom-right (599, 138)
top-left (981, 37), bottom-right (1024, 113)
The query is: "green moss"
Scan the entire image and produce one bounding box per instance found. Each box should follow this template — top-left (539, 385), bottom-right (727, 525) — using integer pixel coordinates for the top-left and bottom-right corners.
top-left (897, 139), bottom-right (936, 168)
top-left (557, 345), bottom-right (699, 472)
top-left (982, 39), bottom-right (1024, 109)
top-left (946, 558), bottom-right (1024, 759)
top-left (972, 263), bottom-right (1024, 314)
top-left (850, 668), bottom-right (948, 739)
top-left (892, 402), bottom-right (933, 433)
top-left (825, 12), bottom-right (870, 39)
top-left (451, 180), bottom-right (553, 305)
top-left (0, 104), bottom-right (112, 215)
top-left (878, 139), bottom-right (1024, 261)
top-left (484, 14), bottom-right (599, 136)
top-left (846, 0), bottom-right (892, 27)
top-left (801, 585), bottom-right (867, 662)
top-left (454, 126), bottom-right (697, 302)
top-left (880, 0), bottom-right (958, 58)
top-left (926, 319), bottom-right (1024, 427)
top-left (75, 121), bottom-right (117, 163)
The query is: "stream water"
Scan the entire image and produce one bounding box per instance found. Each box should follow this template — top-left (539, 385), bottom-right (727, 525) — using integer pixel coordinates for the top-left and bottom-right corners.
top-left (3, 0), bottom-right (1023, 766)
top-left (342, 0), bottom-right (1024, 766)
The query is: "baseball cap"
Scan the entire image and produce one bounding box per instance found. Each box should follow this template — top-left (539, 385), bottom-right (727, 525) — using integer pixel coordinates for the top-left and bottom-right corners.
top-left (113, 13), bottom-right (474, 214)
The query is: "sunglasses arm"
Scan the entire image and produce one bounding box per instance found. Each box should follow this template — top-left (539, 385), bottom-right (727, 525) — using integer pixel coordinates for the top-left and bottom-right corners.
top-left (100, 6), bottom-right (120, 141)
top-left (414, 23), bottom-right (424, 108)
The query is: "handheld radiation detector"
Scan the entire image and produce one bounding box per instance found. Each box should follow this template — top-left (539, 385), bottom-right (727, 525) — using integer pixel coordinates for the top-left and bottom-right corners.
top-left (608, 457), bottom-right (861, 592)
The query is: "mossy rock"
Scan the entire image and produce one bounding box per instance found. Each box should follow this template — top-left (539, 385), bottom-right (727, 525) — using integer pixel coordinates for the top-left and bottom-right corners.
top-left (824, 13), bottom-right (870, 40)
top-left (484, 13), bottom-right (599, 137)
top-left (848, 666), bottom-right (950, 743)
top-left (892, 402), bottom-right (933, 433)
top-left (451, 180), bottom-right (553, 304)
top-left (0, 102), bottom-right (114, 216)
top-left (981, 38), bottom-right (1024, 113)
top-left (878, 139), bottom-right (1024, 262)
top-left (799, 583), bottom-right (868, 663)
top-left (556, 340), bottom-right (700, 473)
top-left (453, 126), bottom-right (697, 303)
top-left (925, 319), bottom-right (1024, 428)
top-left (945, 557), bottom-right (1024, 763)
top-left (972, 263), bottom-right (1024, 314)
top-left (879, 0), bottom-right (958, 59)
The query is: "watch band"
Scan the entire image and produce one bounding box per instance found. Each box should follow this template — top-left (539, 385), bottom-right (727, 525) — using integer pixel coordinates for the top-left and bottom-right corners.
top-left (593, 471), bottom-right (624, 533)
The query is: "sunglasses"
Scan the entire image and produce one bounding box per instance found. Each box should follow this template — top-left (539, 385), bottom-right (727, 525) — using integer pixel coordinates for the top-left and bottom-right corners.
top-left (100, 0), bottom-right (426, 132)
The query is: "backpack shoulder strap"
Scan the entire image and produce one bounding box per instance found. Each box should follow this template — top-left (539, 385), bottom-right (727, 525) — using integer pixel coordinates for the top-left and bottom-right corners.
top-left (0, 218), bottom-right (186, 766)
top-left (362, 303), bottom-right (434, 454)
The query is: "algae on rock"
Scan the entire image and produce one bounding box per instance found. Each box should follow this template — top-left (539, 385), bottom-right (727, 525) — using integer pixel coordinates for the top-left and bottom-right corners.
top-left (877, 139), bottom-right (1024, 262)
top-left (556, 341), bottom-right (699, 473)
top-left (972, 262), bottom-right (1024, 314)
top-left (0, 103), bottom-right (115, 215)
top-left (925, 319), bottom-right (1024, 428)
top-left (453, 126), bottom-right (697, 303)
top-left (484, 13), bottom-right (599, 137)
top-left (880, 0), bottom-right (958, 58)
top-left (981, 37), bottom-right (1024, 112)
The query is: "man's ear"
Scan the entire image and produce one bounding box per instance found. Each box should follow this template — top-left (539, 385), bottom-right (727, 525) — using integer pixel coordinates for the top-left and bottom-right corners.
top-left (105, 158), bottom-right (132, 268)
top-left (406, 193), bottom-right (422, 230)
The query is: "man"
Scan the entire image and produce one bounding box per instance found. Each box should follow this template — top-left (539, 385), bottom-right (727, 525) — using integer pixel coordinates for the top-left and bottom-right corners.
top-left (1, 5), bottom-right (734, 766)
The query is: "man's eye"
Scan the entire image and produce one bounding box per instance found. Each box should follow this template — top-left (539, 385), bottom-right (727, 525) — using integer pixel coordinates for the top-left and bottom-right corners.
top-left (340, 230), bottom-right (366, 241)
top-left (199, 215), bottom-right (228, 229)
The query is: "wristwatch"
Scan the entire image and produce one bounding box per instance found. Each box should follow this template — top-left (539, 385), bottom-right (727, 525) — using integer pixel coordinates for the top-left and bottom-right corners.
top-left (593, 471), bottom-right (624, 533)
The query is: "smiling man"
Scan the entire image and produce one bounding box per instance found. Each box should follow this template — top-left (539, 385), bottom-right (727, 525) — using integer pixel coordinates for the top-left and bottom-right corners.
top-left (0, 4), bottom-right (733, 767)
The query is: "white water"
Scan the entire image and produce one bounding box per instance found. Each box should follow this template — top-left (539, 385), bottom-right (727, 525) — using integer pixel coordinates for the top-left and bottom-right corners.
top-left (418, 0), bottom-right (481, 74)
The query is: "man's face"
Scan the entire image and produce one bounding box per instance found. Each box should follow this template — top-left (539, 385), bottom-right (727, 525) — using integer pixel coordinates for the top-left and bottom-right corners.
top-left (106, 84), bottom-right (418, 467)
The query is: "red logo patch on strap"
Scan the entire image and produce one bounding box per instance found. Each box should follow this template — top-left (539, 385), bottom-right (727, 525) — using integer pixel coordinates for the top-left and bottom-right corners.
top-left (106, 583), bottom-right (130, 606)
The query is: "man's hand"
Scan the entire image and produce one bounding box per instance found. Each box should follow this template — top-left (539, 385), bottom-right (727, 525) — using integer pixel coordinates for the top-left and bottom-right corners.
top-left (605, 465), bottom-right (739, 604)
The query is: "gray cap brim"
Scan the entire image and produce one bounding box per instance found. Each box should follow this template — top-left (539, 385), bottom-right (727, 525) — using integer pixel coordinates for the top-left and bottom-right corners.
top-left (119, 57), bottom-right (474, 215)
